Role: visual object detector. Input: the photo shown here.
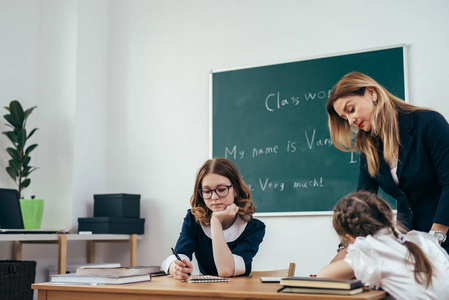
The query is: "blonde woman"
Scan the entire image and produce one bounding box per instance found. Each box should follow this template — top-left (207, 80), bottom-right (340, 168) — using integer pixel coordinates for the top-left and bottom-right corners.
top-left (326, 72), bottom-right (449, 253)
top-left (161, 158), bottom-right (265, 280)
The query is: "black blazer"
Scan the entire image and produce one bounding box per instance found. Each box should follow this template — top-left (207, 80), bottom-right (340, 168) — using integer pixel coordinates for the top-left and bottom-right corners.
top-left (357, 110), bottom-right (449, 252)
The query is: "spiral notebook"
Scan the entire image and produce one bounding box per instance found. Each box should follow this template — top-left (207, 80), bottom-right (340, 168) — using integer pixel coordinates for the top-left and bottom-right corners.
top-left (187, 275), bottom-right (229, 283)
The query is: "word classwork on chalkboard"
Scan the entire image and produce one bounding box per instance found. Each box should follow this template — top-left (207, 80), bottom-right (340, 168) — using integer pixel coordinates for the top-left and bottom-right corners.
top-left (212, 46), bottom-right (406, 214)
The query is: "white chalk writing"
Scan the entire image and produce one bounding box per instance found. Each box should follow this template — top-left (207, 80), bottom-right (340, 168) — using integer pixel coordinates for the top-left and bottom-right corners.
top-left (252, 145), bottom-right (279, 157)
top-left (265, 90), bottom-right (332, 112)
top-left (259, 178), bottom-right (285, 192)
top-left (305, 130), bottom-right (333, 149)
top-left (265, 92), bottom-right (300, 112)
top-left (225, 145), bottom-right (245, 160)
top-left (293, 177), bottom-right (323, 188)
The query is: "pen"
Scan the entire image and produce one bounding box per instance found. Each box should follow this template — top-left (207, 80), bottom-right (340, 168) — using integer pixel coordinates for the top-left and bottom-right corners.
top-left (171, 247), bottom-right (191, 276)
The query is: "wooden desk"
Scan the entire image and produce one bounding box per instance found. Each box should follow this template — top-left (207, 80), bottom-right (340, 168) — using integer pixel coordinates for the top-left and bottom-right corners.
top-left (1, 234), bottom-right (138, 274)
top-left (33, 276), bottom-right (387, 300)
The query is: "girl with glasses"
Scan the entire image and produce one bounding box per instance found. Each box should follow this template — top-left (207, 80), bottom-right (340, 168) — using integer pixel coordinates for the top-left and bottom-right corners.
top-left (162, 158), bottom-right (265, 280)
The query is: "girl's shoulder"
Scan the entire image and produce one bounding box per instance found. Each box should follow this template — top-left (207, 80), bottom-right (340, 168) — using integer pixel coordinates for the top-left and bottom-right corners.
top-left (405, 231), bottom-right (449, 267)
top-left (246, 217), bottom-right (266, 230)
top-left (184, 209), bottom-right (201, 227)
top-left (238, 217), bottom-right (265, 241)
top-left (350, 231), bottom-right (394, 253)
top-left (406, 230), bottom-right (446, 250)
top-left (186, 208), bottom-right (194, 219)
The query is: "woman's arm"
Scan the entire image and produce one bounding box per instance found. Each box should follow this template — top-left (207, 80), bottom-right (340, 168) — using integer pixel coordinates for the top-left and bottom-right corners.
top-left (424, 112), bottom-right (449, 230)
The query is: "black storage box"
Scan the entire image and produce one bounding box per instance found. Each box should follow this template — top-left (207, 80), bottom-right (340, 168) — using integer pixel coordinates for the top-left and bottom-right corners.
top-left (78, 217), bottom-right (145, 234)
top-left (0, 260), bottom-right (36, 300)
top-left (94, 193), bottom-right (140, 218)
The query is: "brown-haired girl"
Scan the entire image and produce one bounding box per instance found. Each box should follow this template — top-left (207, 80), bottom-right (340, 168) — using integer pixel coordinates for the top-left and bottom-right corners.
top-left (317, 191), bottom-right (449, 300)
top-left (326, 71), bottom-right (449, 253)
top-left (161, 158), bottom-right (265, 280)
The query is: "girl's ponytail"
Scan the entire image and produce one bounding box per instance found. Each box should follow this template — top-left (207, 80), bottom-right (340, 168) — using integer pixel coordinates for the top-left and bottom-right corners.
top-left (392, 229), bottom-right (434, 288)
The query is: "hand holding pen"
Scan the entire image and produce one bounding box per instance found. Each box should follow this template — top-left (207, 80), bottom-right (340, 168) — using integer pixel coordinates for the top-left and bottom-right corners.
top-left (170, 247), bottom-right (192, 280)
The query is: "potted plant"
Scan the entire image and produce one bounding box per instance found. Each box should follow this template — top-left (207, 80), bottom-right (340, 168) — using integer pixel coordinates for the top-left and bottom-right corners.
top-left (3, 100), bottom-right (43, 229)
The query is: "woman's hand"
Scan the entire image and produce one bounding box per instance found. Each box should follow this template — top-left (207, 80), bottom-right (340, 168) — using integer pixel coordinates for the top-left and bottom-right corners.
top-left (212, 203), bottom-right (239, 224)
top-left (169, 259), bottom-right (193, 281)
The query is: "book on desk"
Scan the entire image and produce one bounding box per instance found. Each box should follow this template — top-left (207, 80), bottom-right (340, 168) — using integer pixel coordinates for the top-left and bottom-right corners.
top-left (278, 276), bottom-right (364, 295)
top-left (75, 265), bottom-right (161, 277)
top-left (278, 286), bottom-right (364, 295)
top-left (50, 273), bottom-right (152, 285)
top-left (49, 265), bottom-right (161, 285)
top-left (280, 276), bottom-right (363, 289)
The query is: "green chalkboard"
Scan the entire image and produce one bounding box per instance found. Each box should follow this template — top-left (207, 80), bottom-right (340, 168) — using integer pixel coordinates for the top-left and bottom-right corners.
top-left (211, 46), bottom-right (406, 214)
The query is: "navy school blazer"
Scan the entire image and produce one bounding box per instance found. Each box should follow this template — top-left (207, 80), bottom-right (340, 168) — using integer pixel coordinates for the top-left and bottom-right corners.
top-left (357, 110), bottom-right (449, 252)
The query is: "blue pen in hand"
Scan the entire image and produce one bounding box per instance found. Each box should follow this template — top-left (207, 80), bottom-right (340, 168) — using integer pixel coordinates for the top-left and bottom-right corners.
top-left (171, 247), bottom-right (191, 276)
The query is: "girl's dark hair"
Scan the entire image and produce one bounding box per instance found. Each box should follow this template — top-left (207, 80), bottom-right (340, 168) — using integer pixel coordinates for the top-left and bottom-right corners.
top-left (190, 157), bottom-right (255, 225)
top-left (333, 191), bottom-right (434, 287)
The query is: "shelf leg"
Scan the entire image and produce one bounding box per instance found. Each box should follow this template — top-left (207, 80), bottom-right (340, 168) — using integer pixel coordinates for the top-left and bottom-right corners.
top-left (13, 241), bottom-right (22, 260)
top-left (130, 234), bottom-right (137, 266)
top-left (87, 240), bottom-right (95, 263)
top-left (58, 235), bottom-right (67, 274)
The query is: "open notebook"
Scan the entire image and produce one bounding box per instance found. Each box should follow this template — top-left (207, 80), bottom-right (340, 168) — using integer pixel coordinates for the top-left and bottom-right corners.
top-left (0, 188), bottom-right (58, 234)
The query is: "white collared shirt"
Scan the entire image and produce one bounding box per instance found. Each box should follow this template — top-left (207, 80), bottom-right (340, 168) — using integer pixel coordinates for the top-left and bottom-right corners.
top-left (344, 228), bottom-right (449, 300)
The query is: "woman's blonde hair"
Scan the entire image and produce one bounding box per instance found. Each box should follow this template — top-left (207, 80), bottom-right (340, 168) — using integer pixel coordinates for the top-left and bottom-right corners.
top-left (333, 191), bottom-right (434, 288)
top-left (326, 72), bottom-right (427, 176)
top-left (190, 157), bottom-right (256, 225)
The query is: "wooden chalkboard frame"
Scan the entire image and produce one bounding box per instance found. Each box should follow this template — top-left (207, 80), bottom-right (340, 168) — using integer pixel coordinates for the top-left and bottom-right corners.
top-left (210, 45), bottom-right (408, 216)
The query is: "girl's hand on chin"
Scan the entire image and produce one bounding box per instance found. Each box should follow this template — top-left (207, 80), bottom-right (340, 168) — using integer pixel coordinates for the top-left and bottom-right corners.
top-left (212, 203), bottom-right (238, 223)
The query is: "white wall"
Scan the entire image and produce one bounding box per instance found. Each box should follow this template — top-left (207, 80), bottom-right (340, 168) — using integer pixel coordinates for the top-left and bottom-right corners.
top-left (1, 0), bottom-right (449, 287)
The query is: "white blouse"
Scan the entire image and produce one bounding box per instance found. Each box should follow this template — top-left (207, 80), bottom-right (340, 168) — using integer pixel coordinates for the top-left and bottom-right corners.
top-left (390, 166), bottom-right (399, 185)
top-left (344, 228), bottom-right (449, 300)
top-left (390, 159), bottom-right (399, 185)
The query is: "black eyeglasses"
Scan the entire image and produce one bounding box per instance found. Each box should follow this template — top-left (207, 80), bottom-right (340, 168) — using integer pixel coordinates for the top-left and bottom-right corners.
top-left (198, 184), bottom-right (233, 200)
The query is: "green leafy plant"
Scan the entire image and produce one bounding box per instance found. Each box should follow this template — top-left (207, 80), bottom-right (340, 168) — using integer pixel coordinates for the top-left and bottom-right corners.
top-left (3, 100), bottom-right (38, 199)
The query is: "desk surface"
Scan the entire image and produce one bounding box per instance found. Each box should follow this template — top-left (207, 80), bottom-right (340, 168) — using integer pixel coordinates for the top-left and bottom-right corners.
top-left (33, 276), bottom-right (387, 300)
